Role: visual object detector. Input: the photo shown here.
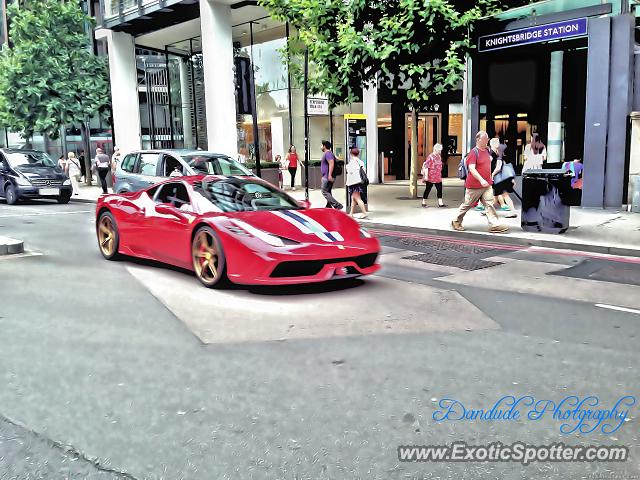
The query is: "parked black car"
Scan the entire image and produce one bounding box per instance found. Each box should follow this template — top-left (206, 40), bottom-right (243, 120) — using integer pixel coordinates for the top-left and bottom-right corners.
top-left (0, 149), bottom-right (72, 204)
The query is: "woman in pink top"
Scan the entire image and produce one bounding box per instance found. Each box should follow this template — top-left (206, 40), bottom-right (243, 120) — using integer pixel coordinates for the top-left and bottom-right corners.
top-left (421, 143), bottom-right (446, 207)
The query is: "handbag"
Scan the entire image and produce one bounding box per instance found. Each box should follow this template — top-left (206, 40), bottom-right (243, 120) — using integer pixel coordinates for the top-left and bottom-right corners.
top-left (493, 162), bottom-right (515, 184)
top-left (359, 162), bottom-right (369, 186)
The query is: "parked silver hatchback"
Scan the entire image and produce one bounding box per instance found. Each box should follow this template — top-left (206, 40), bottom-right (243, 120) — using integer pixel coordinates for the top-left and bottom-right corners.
top-left (113, 149), bottom-right (253, 193)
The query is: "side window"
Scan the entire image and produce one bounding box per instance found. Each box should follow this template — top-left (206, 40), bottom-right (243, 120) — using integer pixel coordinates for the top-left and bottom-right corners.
top-left (163, 155), bottom-right (183, 176)
top-left (139, 153), bottom-right (160, 176)
top-left (155, 183), bottom-right (191, 209)
top-left (121, 154), bottom-right (138, 173)
top-left (146, 185), bottom-right (160, 199)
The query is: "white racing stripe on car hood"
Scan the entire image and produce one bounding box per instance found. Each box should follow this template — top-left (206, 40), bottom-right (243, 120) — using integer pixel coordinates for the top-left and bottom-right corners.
top-left (272, 210), bottom-right (344, 242)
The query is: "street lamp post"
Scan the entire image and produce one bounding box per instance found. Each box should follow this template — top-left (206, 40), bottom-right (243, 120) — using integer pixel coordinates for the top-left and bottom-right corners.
top-left (303, 48), bottom-right (309, 201)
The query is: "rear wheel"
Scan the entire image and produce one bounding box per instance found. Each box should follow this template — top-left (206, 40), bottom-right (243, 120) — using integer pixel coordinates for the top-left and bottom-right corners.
top-left (97, 211), bottom-right (120, 260)
top-left (192, 226), bottom-right (227, 288)
top-left (5, 185), bottom-right (17, 205)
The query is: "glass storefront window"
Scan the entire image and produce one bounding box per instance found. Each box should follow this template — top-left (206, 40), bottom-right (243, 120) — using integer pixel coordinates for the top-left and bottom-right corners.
top-left (233, 24), bottom-right (290, 165)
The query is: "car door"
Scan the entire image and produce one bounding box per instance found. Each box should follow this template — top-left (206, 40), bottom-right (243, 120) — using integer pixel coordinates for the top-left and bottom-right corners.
top-left (131, 152), bottom-right (162, 191)
top-left (0, 155), bottom-right (10, 195)
top-left (150, 181), bottom-right (195, 267)
top-left (114, 153), bottom-right (138, 193)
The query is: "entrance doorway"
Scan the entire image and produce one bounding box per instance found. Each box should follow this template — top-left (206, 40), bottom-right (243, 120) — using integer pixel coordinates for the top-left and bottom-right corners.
top-left (405, 113), bottom-right (441, 179)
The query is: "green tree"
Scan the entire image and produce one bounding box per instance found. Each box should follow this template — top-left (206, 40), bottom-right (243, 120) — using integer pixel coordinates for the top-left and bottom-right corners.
top-left (0, 0), bottom-right (110, 182)
top-left (260, 0), bottom-right (531, 196)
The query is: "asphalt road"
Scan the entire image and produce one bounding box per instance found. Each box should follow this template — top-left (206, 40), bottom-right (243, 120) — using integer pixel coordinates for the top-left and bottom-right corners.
top-left (0, 200), bottom-right (639, 480)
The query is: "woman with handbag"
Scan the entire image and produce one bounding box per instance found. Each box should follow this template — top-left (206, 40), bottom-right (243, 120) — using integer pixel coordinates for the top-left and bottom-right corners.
top-left (421, 143), bottom-right (446, 208)
top-left (491, 142), bottom-right (517, 218)
top-left (66, 152), bottom-right (82, 196)
top-left (345, 147), bottom-right (368, 219)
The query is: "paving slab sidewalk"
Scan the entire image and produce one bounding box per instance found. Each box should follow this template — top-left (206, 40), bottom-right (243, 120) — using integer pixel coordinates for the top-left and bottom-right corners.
top-left (72, 179), bottom-right (640, 257)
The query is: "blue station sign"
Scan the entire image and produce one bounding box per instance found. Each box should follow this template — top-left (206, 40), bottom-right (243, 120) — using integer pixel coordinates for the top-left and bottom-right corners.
top-left (479, 18), bottom-right (588, 52)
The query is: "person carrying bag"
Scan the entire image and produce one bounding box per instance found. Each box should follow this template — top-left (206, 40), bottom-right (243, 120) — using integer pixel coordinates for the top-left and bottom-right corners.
top-left (346, 147), bottom-right (368, 219)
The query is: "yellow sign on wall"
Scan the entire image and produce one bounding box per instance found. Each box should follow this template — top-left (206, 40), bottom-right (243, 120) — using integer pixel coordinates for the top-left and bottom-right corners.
top-left (343, 114), bottom-right (367, 120)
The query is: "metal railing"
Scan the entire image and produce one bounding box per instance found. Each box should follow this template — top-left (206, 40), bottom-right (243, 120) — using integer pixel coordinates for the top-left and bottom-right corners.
top-left (103, 0), bottom-right (161, 20)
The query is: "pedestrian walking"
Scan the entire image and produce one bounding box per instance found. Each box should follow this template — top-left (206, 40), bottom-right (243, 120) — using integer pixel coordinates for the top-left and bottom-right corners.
top-left (451, 131), bottom-right (508, 233)
top-left (320, 140), bottom-right (343, 210)
top-left (522, 133), bottom-right (546, 171)
top-left (78, 150), bottom-right (86, 182)
top-left (66, 152), bottom-right (81, 196)
top-left (276, 154), bottom-right (285, 189)
top-left (490, 140), bottom-right (517, 218)
top-left (286, 145), bottom-right (298, 190)
top-left (95, 147), bottom-right (111, 194)
top-left (111, 146), bottom-right (122, 175)
top-left (346, 147), bottom-right (368, 219)
top-left (421, 143), bottom-right (446, 208)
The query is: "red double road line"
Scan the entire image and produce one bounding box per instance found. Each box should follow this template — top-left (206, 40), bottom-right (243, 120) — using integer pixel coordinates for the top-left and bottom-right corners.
top-left (369, 228), bottom-right (640, 265)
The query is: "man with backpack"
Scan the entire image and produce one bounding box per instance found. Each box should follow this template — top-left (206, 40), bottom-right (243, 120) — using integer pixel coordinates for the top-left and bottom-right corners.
top-left (320, 140), bottom-right (344, 210)
top-left (452, 131), bottom-right (508, 234)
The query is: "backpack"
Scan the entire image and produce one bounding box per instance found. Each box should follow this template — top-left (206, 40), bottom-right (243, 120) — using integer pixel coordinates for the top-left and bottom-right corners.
top-left (332, 156), bottom-right (343, 177)
top-left (458, 147), bottom-right (479, 180)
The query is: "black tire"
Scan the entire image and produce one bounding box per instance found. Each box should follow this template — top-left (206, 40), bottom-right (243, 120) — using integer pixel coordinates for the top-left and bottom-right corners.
top-left (97, 211), bottom-right (120, 260)
top-left (57, 194), bottom-right (71, 204)
top-left (191, 226), bottom-right (228, 288)
top-left (5, 185), bottom-right (18, 205)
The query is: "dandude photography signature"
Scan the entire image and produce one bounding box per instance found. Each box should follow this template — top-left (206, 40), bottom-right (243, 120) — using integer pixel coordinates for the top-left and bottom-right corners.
top-left (432, 395), bottom-right (636, 434)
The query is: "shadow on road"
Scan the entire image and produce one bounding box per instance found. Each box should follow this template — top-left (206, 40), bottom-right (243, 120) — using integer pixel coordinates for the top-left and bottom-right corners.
top-left (121, 255), bottom-right (369, 296)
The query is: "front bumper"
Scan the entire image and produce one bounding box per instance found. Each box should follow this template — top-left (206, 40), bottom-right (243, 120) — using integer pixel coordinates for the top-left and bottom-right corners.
top-left (15, 185), bottom-right (72, 199)
top-left (225, 239), bottom-right (381, 285)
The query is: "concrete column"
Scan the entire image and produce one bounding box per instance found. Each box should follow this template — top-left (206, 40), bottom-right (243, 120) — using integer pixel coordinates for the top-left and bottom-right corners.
top-left (179, 59), bottom-right (194, 149)
top-left (582, 17), bottom-right (611, 208)
top-left (633, 52), bottom-right (640, 112)
top-left (628, 113), bottom-right (640, 206)
top-left (363, 81), bottom-right (379, 184)
top-left (547, 51), bottom-right (564, 164)
top-left (99, 29), bottom-right (141, 153)
top-left (200, 0), bottom-right (238, 157)
top-left (604, 14), bottom-right (634, 208)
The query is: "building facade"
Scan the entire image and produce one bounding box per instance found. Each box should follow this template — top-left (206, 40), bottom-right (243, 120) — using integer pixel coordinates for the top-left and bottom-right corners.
top-left (467, 0), bottom-right (640, 208)
top-left (98, 0), bottom-right (640, 207)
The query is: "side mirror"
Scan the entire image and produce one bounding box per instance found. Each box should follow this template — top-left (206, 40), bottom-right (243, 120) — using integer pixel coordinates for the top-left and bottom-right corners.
top-left (297, 200), bottom-right (311, 209)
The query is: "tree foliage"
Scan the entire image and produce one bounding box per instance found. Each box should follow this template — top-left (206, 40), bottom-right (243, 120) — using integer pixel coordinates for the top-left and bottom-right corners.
top-left (0, 0), bottom-right (110, 140)
top-left (260, 0), bottom-right (533, 109)
top-left (260, 0), bottom-right (532, 196)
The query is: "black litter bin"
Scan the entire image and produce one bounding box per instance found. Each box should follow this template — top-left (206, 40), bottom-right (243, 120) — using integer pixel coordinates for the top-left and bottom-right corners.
top-left (521, 169), bottom-right (573, 234)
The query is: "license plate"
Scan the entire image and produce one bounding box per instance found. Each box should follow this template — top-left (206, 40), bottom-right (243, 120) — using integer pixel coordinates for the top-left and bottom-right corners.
top-left (39, 188), bottom-right (60, 196)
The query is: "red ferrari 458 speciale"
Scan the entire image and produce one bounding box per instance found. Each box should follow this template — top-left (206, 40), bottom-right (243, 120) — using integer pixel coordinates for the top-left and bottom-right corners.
top-left (95, 175), bottom-right (380, 287)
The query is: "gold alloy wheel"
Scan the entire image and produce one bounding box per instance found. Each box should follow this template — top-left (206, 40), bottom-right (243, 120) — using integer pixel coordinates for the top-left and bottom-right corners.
top-left (98, 214), bottom-right (116, 257)
top-left (192, 230), bottom-right (220, 285)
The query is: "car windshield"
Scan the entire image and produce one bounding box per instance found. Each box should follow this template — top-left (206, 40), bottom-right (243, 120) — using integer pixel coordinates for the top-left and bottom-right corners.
top-left (5, 151), bottom-right (57, 168)
top-left (184, 154), bottom-right (252, 176)
top-left (194, 178), bottom-right (301, 212)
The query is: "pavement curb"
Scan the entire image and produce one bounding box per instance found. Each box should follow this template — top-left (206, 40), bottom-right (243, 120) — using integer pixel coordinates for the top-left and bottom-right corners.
top-left (0, 236), bottom-right (25, 255)
top-left (70, 198), bottom-right (97, 204)
top-left (364, 222), bottom-right (640, 259)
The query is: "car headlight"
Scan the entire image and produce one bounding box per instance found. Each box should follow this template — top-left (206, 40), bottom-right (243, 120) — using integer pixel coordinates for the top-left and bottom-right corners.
top-left (63, 179), bottom-right (71, 186)
top-left (360, 227), bottom-right (372, 239)
top-left (15, 175), bottom-right (31, 186)
top-left (227, 220), bottom-right (299, 247)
